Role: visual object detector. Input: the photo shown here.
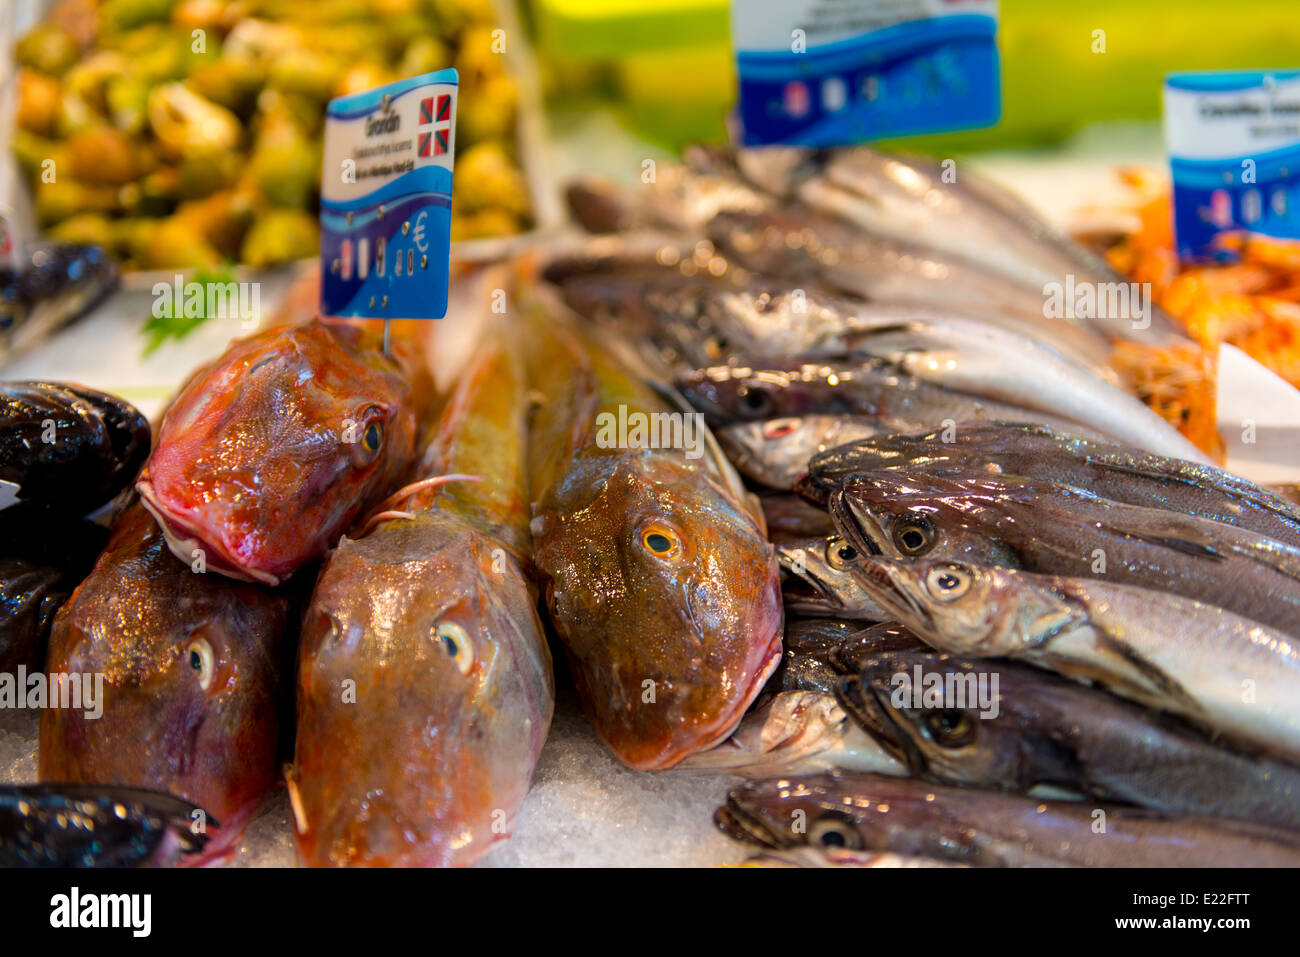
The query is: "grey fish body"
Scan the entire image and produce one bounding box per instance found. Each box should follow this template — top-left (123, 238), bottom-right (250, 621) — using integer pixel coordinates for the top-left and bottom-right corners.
top-left (717, 772), bottom-right (1300, 866)
top-left (853, 559), bottom-right (1300, 764)
top-left (642, 281), bottom-right (1198, 459)
top-left (705, 206), bottom-right (1117, 372)
top-left (676, 358), bottom-right (1101, 439)
top-left (802, 421), bottom-right (1300, 547)
top-left (841, 649), bottom-right (1300, 831)
top-left (831, 470), bottom-right (1300, 640)
top-left (790, 148), bottom-right (1188, 347)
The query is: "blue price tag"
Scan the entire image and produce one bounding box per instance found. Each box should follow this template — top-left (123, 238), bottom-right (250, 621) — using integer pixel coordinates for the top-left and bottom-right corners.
top-left (320, 69), bottom-right (458, 319)
top-left (1165, 71), bottom-right (1300, 262)
top-left (731, 0), bottom-right (1000, 148)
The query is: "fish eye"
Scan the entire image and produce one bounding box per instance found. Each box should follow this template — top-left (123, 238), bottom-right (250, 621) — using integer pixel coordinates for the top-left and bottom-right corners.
top-left (808, 813), bottom-right (864, 850)
top-left (761, 417), bottom-right (801, 439)
top-left (924, 709), bottom-right (975, 747)
top-left (186, 638), bottom-right (215, 691)
top-left (926, 566), bottom-right (971, 601)
top-left (825, 535), bottom-right (858, 570)
top-left (363, 422), bottom-right (383, 453)
top-left (435, 622), bottom-right (474, 675)
top-left (641, 524), bottom-right (683, 561)
top-left (892, 514), bottom-right (935, 556)
top-left (738, 386), bottom-right (773, 418)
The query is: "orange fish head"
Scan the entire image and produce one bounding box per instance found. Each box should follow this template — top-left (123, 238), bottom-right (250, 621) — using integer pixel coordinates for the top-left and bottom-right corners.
top-left (292, 517), bottom-right (551, 867)
top-left (137, 322), bottom-right (416, 585)
top-left (533, 451), bottom-right (783, 770)
top-left (39, 507), bottom-right (291, 865)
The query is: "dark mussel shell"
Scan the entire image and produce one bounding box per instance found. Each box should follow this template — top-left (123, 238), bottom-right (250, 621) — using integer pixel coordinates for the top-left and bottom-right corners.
top-left (0, 504), bottom-right (110, 671)
top-left (0, 783), bottom-right (210, 867)
top-left (1, 382), bottom-right (150, 513)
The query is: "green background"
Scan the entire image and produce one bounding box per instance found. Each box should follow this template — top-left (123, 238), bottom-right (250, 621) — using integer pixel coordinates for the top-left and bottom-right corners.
top-left (527, 0), bottom-right (1300, 153)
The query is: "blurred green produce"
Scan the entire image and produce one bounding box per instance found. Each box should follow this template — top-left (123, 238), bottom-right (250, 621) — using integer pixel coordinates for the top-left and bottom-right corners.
top-left (14, 0), bottom-right (533, 269)
top-left (529, 0), bottom-right (1300, 153)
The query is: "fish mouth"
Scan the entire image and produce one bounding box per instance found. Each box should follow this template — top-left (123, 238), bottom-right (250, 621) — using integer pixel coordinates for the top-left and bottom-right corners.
top-left (833, 675), bottom-right (921, 771)
top-left (777, 551), bottom-right (843, 610)
top-left (684, 625), bottom-right (785, 762)
top-left (137, 481), bottom-right (280, 586)
top-left (827, 491), bottom-right (887, 558)
top-left (851, 559), bottom-right (932, 630)
top-left (714, 798), bottom-right (785, 849)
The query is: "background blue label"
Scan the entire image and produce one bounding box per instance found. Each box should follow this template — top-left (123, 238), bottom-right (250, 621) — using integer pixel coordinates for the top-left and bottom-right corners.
top-left (736, 14), bottom-right (1001, 147)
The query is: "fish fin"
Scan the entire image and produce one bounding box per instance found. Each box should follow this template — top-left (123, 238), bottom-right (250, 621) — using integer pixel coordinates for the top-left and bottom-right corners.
top-left (284, 763), bottom-right (308, 836)
top-left (1093, 519), bottom-right (1226, 560)
top-left (355, 474), bottom-right (482, 536)
top-left (1085, 627), bottom-right (1204, 717)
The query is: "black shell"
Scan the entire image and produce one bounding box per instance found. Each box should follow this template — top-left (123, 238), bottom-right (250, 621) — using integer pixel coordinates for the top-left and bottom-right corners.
top-left (0, 504), bottom-right (110, 671)
top-left (0, 382), bottom-right (150, 513)
top-left (0, 784), bottom-right (210, 867)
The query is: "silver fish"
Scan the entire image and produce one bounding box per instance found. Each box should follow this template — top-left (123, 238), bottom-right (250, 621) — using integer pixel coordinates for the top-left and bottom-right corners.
top-left (841, 648), bottom-right (1300, 831)
top-left (853, 558), bottom-right (1300, 764)
top-left (747, 147), bottom-right (1188, 347)
top-left (676, 358), bottom-right (1103, 440)
top-left (800, 420), bottom-right (1300, 546)
top-left (719, 416), bottom-right (884, 490)
top-left (776, 531), bottom-right (889, 621)
top-left (716, 772), bottom-right (1300, 866)
top-left (740, 847), bottom-right (969, 868)
top-left (707, 206), bottom-right (1116, 372)
top-left (830, 469), bottom-right (1300, 640)
top-left (677, 690), bottom-right (902, 778)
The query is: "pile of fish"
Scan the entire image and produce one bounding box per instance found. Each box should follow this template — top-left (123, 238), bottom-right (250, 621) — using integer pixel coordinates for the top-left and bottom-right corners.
top-left (549, 144), bottom-right (1300, 867)
top-left (5, 255), bottom-right (782, 866)
top-left (6, 141), bottom-right (1300, 869)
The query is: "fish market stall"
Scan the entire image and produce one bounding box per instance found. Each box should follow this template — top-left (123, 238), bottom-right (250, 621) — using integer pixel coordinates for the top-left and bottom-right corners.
top-left (5, 0), bottom-right (1300, 876)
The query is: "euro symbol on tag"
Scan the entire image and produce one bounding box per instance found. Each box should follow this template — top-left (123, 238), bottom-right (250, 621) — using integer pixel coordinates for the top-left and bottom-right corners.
top-left (413, 210), bottom-right (429, 254)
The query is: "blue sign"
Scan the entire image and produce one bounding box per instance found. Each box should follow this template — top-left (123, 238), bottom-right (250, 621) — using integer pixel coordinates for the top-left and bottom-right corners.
top-left (1166, 71), bottom-right (1300, 261)
top-left (732, 1), bottom-right (1001, 147)
top-left (320, 69), bottom-right (458, 319)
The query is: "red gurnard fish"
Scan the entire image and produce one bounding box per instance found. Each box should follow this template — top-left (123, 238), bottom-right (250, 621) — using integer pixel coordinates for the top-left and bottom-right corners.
top-left (39, 502), bottom-right (296, 865)
top-left (136, 319), bottom-right (429, 585)
top-left (523, 286), bottom-right (783, 770)
top-left (290, 321), bottom-right (554, 867)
